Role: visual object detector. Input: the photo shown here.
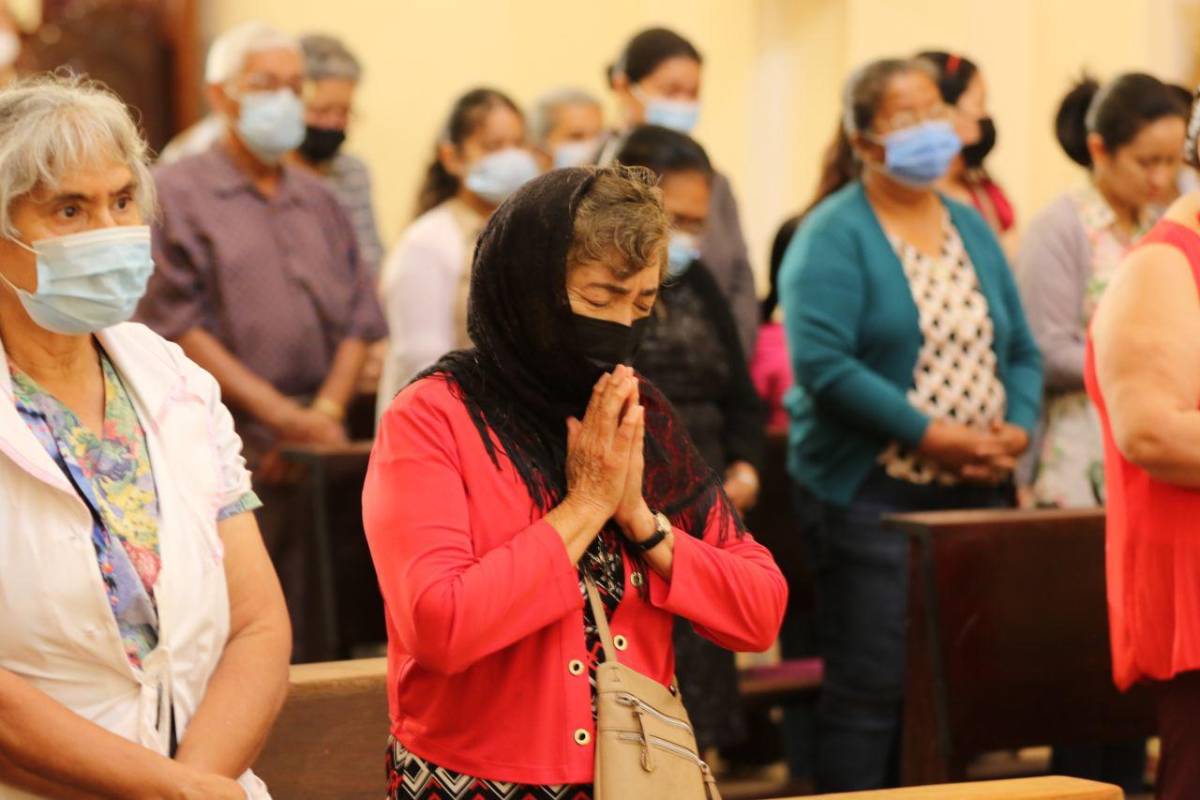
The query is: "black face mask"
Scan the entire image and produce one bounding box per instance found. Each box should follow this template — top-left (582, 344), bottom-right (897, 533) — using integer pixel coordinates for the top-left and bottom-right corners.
top-left (298, 125), bottom-right (347, 163)
top-left (961, 117), bottom-right (996, 168)
top-left (571, 313), bottom-right (650, 369)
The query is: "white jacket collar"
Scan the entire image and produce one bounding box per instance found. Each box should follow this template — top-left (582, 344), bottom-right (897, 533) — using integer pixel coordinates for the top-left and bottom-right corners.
top-left (0, 322), bottom-right (191, 493)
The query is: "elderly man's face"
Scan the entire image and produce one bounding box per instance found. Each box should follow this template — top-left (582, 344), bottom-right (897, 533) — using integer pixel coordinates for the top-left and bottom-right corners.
top-left (305, 77), bottom-right (356, 131)
top-left (536, 102), bottom-right (604, 170)
top-left (545, 103), bottom-right (604, 151)
top-left (211, 47), bottom-right (304, 121)
top-left (0, 158), bottom-right (140, 291)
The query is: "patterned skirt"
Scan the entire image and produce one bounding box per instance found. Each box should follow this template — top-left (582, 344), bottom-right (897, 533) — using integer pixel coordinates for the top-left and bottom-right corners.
top-left (386, 736), bottom-right (593, 800)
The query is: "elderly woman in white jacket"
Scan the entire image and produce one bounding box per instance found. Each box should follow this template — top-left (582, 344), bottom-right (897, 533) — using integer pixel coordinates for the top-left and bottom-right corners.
top-left (0, 76), bottom-right (290, 799)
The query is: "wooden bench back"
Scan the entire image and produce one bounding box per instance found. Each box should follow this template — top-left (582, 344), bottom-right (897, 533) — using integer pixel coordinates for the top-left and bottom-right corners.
top-left (889, 509), bottom-right (1154, 783)
top-left (253, 658), bottom-right (390, 800)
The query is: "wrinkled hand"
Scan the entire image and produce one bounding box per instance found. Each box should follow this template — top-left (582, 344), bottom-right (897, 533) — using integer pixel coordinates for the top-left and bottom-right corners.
top-left (565, 365), bottom-right (642, 523)
top-left (614, 379), bottom-right (652, 533)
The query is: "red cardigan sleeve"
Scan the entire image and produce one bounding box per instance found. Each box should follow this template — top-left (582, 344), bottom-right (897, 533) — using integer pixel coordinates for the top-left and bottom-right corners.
top-left (649, 507), bottom-right (788, 653)
top-left (363, 381), bottom-right (583, 676)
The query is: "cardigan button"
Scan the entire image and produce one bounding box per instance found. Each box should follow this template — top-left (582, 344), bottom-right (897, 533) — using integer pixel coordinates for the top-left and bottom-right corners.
top-left (574, 728), bottom-right (591, 746)
top-left (568, 659), bottom-right (585, 676)
top-left (613, 635), bottom-right (628, 651)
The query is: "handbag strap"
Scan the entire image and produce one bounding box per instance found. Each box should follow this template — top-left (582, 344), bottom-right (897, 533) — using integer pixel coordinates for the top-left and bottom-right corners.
top-left (583, 575), bottom-right (618, 665)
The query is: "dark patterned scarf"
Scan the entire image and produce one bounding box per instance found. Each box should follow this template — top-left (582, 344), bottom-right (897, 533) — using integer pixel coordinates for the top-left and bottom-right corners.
top-left (421, 167), bottom-right (742, 577)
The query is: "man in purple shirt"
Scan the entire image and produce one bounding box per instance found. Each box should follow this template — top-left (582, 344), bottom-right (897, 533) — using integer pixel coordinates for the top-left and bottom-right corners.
top-left (136, 21), bottom-right (386, 660)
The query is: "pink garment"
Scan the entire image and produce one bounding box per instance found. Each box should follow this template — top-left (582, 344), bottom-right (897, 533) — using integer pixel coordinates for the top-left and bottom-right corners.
top-left (749, 321), bottom-right (793, 430)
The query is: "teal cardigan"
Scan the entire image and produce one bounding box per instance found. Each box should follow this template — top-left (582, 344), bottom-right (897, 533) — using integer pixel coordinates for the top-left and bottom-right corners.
top-left (779, 182), bottom-right (1043, 506)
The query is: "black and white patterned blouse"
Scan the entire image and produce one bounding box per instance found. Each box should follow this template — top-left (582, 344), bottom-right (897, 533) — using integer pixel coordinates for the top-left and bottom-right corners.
top-left (878, 212), bottom-right (1008, 485)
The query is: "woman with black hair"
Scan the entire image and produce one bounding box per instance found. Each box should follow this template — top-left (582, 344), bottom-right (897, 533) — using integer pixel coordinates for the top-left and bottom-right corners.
top-left (364, 165), bottom-right (786, 799)
top-left (781, 56), bottom-right (1042, 791)
top-left (920, 51), bottom-right (1017, 249)
top-left (377, 88), bottom-right (539, 415)
top-left (1019, 73), bottom-right (1187, 510)
top-left (599, 27), bottom-right (760, 357)
top-left (616, 125), bottom-right (766, 760)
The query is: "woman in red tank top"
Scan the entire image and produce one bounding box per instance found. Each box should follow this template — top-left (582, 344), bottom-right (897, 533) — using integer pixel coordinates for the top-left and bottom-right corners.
top-left (1087, 192), bottom-right (1200, 800)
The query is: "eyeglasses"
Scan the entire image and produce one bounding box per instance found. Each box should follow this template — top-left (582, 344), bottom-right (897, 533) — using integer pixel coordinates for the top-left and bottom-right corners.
top-left (874, 103), bottom-right (952, 135)
top-left (237, 72), bottom-right (304, 96)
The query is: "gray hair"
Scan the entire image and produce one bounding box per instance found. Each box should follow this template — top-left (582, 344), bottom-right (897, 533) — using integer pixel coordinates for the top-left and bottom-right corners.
top-left (205, 20), bottom-right (299, 86)
top-left (530, 87), bottom-right (601, 145)
top-left (841, 57), bottom-right (938, 135)
top-left (0, 73), bottom-right (155, 238)
top-left (300, 33), bottom-right (362, 83)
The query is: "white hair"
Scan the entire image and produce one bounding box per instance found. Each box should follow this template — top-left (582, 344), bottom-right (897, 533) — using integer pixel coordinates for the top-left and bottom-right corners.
top-left (300, 33), bottom-right (362, 82)
top-left (205, 20), bottom-right (299, 86)
top-left (530, 87), bottom-right (601, 145)
top-left (0, 73), bottom-right (156, 238)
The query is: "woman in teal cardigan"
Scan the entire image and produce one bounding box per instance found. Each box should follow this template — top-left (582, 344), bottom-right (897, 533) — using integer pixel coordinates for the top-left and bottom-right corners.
top-left (779, 57), bottom-right (1042, 792)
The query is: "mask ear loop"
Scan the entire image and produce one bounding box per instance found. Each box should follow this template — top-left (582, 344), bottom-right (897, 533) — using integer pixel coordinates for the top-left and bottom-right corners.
top-left (1, 237), bottom-right (37, 296)
top-left (8, 236), bottom-right (35, 255)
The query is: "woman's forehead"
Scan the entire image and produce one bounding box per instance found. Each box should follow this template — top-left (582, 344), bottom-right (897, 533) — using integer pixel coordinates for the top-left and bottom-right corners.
top-left (569, 258), bottom-right (660, 289)
top-left (31, 160), bottom-right (135, 201)
top-left (879, 72), bottom-right (941, 117)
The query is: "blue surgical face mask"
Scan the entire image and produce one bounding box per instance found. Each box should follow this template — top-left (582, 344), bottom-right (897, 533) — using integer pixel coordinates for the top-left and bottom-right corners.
top-left (552, 138), bottom-right (600, 169)
top-left (667, 231), bottom-right (701, 277)
top-left (2, 225), bottom-right (155, 335)
top-left (464, 148), bottom-right (541, 205)
top-left (873, 120), bottom-right (961, 188)
top-left (236, 89), bottom-right (306, 164)
top-left (635, 87), bottom-right (700, 134)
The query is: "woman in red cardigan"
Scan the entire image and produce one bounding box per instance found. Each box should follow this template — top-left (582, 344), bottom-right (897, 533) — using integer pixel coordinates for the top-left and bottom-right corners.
top-left (363, 165), bottom-right (786, 799)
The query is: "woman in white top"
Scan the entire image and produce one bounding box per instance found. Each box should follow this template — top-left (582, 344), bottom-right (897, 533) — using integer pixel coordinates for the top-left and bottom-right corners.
top-left (377, 88), bottom-right (539, 414)
top-left (0, 76), bottom-right (289, 799)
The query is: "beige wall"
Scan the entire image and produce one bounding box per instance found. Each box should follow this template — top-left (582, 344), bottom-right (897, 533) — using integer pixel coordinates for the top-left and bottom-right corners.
top-left (206, 0), bottom-right (1195, 287)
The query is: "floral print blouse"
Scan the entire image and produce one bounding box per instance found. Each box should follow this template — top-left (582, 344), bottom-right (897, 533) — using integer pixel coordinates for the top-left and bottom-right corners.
top-left (10, 349), bottom-right (260, 669)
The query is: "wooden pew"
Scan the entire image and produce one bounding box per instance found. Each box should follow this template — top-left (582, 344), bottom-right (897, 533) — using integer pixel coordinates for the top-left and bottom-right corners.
top-left (792, 775), bottom-right (1122, 799)
top-left (253, 658), bottom-right (389, 800)
top-left (887, 509), bottom-right (1155, 785)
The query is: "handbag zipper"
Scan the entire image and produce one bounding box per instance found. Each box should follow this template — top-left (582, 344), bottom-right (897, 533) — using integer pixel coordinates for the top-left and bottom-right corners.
top-left (617, 731), bottom-right (703, 764)
top-left (615, 692), bottom-right (693, 733)
top-left (615, 733), bottom-right (723, 800)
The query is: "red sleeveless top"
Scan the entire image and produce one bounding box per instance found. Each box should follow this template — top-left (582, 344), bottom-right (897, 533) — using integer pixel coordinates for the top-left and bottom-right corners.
top-left (1085, 218), bottom-right (1200, 690)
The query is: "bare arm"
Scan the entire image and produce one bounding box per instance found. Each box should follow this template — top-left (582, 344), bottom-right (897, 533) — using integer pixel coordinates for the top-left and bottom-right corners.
top-left (177, 328), bottom-right (298, 431)
top-left (174, 512), bottom-right (291, 778)
top-left (1093, 242), bottom-right (1200, 485)
top-left (314, 337), bottom-right (368, 414)
top-left (0, 670), bottom-right (242, 800)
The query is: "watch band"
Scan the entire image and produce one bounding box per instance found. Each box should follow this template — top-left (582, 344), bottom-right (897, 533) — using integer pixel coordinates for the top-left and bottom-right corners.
top-left (636, 511), bottom-right (672, 552)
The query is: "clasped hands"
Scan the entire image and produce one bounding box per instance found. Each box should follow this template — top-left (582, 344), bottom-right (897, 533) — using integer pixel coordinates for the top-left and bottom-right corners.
top-left (562, 364), bottom-right (659, 545)
top-left (917, 419), bottom-right (1030, 484)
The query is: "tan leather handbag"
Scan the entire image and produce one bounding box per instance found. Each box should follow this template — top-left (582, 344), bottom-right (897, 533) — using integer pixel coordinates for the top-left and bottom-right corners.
top-left (585, 577), bottom-right (722, 800)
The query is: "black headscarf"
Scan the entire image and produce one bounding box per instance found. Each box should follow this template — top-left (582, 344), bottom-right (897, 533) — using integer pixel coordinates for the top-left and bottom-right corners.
top-left (423, 167), bottom-right (742, 560)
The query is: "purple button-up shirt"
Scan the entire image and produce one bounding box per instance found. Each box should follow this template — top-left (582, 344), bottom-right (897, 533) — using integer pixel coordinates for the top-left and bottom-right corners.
top-left (136, 145), bottom-right (387, 452)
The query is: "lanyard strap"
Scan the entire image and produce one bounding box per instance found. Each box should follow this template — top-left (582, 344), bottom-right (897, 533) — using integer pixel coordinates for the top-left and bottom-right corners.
top-left (583, 574), bottom-right (618, 666)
